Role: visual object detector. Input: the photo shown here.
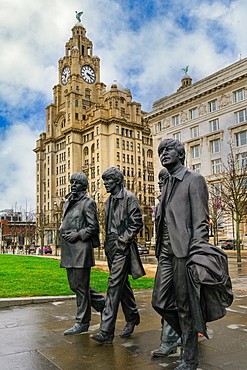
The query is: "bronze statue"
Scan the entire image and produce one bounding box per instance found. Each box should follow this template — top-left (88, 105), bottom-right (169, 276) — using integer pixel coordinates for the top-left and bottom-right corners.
top-left (91, 167), bottom-right (144, 344)
top-left (151, 168), bottom-right (179, 357)
top-left (181, 65), bottom-right (189, 73)
top-left (60, 173), bottom-right (105, 335)
top-left (75, 11), bottom-right (83, 23)
top-left (152, 139), bottom-right (233, 369)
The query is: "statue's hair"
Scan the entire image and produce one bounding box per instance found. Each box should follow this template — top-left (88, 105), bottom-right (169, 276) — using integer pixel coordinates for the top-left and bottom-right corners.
top-left (102, 167), bottom-right (124, 185)
top-left (70, 172), bottom-right (88, 190)
top-left (158, 139), bottom-right (185, 165)
top-left (158, 167), bottom-right (169, 179)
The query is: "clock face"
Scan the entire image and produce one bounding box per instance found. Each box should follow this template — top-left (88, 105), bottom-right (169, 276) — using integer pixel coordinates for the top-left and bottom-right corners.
top-left (80, 65), bottom-right (96, 84)
top-left (61, 66), bottom-right (70, 85)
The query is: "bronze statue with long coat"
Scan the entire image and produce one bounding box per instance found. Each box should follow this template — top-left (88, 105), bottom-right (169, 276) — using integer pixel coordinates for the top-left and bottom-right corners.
top-left (92, 167), bottom-right (145, 344)
top-left (60, 173), bottom-right (105, 335)
top-left (152, 139), bottom-right (232, 370)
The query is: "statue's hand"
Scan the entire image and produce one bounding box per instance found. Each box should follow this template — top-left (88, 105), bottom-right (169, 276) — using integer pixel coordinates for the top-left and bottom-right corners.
top-left (62, 231), bottom-right (79, 243)
top-left (117, 238), bottom-right (130, 254)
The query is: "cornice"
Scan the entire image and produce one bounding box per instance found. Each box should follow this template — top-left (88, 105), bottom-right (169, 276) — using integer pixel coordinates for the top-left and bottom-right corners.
top-left (146, 70), bottom-right (247, 120)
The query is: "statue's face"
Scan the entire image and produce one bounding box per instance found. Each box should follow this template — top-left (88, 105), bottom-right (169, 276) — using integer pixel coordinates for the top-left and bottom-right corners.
top-left (158, 173), bottom-right (168, 191)
top-left (159, 145), bottom-right (180, 168)
top-left (70, 178), bottom-right (84, 194)
top-left (103, 177), bottom-right (119, 194)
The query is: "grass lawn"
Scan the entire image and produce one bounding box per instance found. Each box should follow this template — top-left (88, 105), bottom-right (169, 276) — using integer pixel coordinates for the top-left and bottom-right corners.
top-left (0, 254), bottom-right (154, 298)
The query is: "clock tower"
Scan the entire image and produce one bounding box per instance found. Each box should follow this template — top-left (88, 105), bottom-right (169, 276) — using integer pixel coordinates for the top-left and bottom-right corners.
top-left (58, 22), bottom-right (102, 105)
top-left (34, 19), bottom-right (155, 251)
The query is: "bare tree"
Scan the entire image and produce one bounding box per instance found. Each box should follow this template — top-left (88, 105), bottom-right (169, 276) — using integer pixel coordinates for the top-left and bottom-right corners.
top-left (207, 186), bottom-right (227, 246)
top-left (211, 141), bottom-right (247, 262)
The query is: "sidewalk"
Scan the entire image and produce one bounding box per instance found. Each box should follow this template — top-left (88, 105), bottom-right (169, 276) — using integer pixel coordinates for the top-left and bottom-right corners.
top-left (0, 256), bottom-right (247, 369)
top-left (0, 288), bottom-right (246, 369)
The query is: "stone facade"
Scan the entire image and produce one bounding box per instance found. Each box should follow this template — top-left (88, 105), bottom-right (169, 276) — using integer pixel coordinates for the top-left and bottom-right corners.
top-left (34, 22), bottom-right (154, 248)
top-left (146, 59), bottom-right (247, 240)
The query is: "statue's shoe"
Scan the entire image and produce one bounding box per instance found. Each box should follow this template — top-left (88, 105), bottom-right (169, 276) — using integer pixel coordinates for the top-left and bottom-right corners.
top-left (91, 331), bottom-right (114, 344)
top-left (119, 316), bottom-right (140, 337)
top-left (151, 342), bottom-right (178, 357)
top-left (64, 322), bottom-right (89, 335)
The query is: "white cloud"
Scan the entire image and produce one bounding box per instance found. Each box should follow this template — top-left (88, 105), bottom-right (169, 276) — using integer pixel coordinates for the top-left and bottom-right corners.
top-left (0, 123), bottom-right (39, 211)
top-left (1, 0), bottom-right (247, 211)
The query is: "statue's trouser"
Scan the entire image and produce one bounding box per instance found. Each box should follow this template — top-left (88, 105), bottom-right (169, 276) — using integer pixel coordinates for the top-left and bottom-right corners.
top-left (152, 245), bottom-right (198, 366)
top-left (100, 236), bottom-right (139, 334)
top-left (67, 268), bottom-right (105, 324)
top-left (161, 319), bottom-right (179, 343)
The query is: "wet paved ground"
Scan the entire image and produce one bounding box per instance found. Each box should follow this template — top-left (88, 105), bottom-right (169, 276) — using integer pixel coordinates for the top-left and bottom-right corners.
top-left (0, 258), bottom-right (247, 369)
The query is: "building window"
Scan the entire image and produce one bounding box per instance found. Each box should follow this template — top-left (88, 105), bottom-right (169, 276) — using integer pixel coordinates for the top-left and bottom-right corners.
top-left (157, 122), bottom-right (162, 131)
top-left (68, 101), bottom-right (70, 108)
top-left (122, 140), bottom-right (125, 150)
top-left (210, 119), bottom-right (219, 132)
top-left (96, 126), bottom-right (99, 135)
top-left (138, 156), bottom-right (141, 165)
top-left (211, 139), bottom-right (221, 153)
top-left (212, 159), bottom-right (221, 174)
top-left (117, 152), bottom-right (120, 161)
top-left (68, 113), bottom-right (70, 120)
top-left (173, 115), bottom-right (180, 126)
top-left (75, 113), bottom-right (79, 120)
top-left (235, 109), bottom-right (246, 124)
top-left (190, 108), bottom-right (198, 119)
top-left (191, 126), bottom-right (199, 138)
top-left (116, 138), bottom-right (119, 148)
top-left (236, 131), bottom-right (247, 147)
top-left (85, 89), bottom-right (91, 100)
top-left (137, 143), bottom-right (140, 152)
top-left (123, 153), bottom-right (125, 162)
top-left (192, 145), bottom-right (200, 159)
top-left (137, 131), bottom-right (140, 139)
top-left (209, 100), bottom-right (217, 112)
top-left (192, 164), bottom-right (201, 173)
top-left (173, 132), bottom-right (181, 141)
top-left (75, 100), bottom-right (78, 107)
top-left (130, 142), bottom-right (133, 151)
top-left (147, 149), bottom-right (153, 158)
top-left (120, 108), bottom-right (125, 115)
top-left (234, 89), bottom-right (245, 103)
top-left (237, 153), bottom-right (247, 168)
top-left (116, 125), bottom-right (119, 134)
top-left (97, 153), bottom-right (100, 162)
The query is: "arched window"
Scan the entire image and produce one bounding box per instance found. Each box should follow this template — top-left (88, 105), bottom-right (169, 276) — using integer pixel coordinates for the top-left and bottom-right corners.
top-left (84, 146), bottom-right (89, 156)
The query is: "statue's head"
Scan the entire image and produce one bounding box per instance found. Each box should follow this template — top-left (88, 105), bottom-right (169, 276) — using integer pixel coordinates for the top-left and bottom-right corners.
top-left (158, 168), bottom-right (169, 191)
top-left (70, 172), bottom-right (88, 193)
top-left (158, 139), bottom-right (185, 166)
top-left (102, 167), bottom-right (124, 194)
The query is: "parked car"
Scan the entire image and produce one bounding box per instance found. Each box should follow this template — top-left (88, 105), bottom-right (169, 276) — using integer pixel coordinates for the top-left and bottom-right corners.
top-left (218, 239), bottom-right (234, 250)
top-left (44, 246), bottom-right (52, 254)
top-left (28, 246), bottom-right (36, 254)
top-left (137, 244), bottom-right (149, 255)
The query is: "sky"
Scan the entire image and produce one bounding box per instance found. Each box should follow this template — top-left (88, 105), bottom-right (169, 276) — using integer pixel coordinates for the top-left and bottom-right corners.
top-left (0, 0), bottom-right (247, 212)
